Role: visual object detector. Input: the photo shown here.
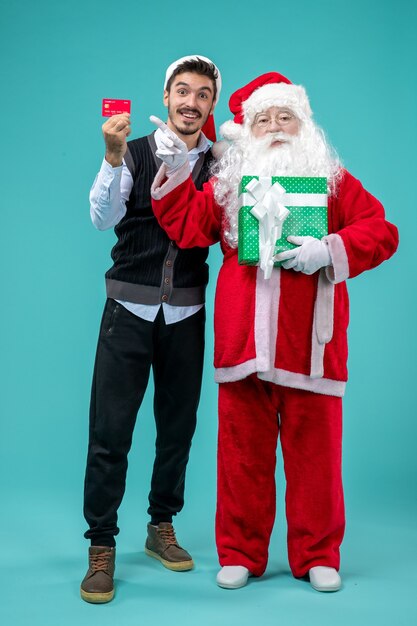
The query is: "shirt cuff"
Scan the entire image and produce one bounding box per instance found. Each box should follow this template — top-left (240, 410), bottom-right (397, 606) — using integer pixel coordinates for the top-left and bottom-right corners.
top-left (100, 157), bottom-right (123, 180)
top-left (151, 162), bottom-right (190, 200)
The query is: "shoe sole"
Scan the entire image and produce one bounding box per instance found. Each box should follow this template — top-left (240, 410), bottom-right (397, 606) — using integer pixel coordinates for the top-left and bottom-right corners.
top-left (310, 582), bottom-right (341, 592)
top-left (80, 587), bottom-right (114, 603)
top-left (217, 579), bottom-right (248, 590)
top-left (144, 548), bottom-right (194, 571)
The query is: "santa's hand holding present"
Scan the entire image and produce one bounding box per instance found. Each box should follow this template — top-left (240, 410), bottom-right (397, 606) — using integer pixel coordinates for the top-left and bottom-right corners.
top-left (275, 235), bottom-right (332, 274)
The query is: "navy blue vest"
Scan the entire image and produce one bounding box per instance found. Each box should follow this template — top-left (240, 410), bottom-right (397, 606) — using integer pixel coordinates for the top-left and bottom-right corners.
top-left (105, 133), bottom-right (213, 305)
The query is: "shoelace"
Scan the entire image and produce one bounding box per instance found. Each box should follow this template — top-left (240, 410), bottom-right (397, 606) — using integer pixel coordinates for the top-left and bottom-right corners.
top-left (157, 526), bottom-right (178, 546)
top-left (90, 551), bottom-right (112, 572)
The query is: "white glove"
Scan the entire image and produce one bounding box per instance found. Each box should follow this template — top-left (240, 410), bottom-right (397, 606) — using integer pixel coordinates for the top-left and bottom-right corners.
top-left (275, 236), bottom-right (331, 275)
top-left (150, 115), bottom-right (188, 173)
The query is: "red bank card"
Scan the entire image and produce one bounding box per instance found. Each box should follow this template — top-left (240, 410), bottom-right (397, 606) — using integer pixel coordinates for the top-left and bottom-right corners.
top-left (102, 99), bottom-right (131, 117)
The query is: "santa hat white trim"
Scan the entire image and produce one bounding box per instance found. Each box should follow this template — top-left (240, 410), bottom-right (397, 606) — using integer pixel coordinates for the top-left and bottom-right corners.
top-left (221, 82), bottom-right (312, 141)
top-left (219, 120), bottom-right (243, 141)
top-left (243, 83), bottom-right (312, 122)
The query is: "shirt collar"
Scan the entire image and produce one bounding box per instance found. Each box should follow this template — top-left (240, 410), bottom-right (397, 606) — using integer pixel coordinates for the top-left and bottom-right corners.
top-left (189, 132), bottom-right (210, 155)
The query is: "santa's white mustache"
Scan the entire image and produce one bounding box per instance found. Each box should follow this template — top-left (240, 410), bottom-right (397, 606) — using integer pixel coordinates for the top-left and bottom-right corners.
top-left (252, 132), bottom-right (293, 148)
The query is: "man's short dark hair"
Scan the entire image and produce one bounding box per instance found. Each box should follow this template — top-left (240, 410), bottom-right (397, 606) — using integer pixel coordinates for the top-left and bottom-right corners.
top-left (166, 58), bottom-right (218, 102)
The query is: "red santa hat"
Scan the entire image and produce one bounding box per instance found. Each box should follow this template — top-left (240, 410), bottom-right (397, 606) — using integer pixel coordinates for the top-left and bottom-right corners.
top-left (220, 72), bottom-right (312, 141)
top-left (164, 54), bottom-right (222, 143)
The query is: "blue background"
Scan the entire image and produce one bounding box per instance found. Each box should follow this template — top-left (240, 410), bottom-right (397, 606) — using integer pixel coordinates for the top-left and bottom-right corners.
top-left (1, 0), bottom-right (416, 624)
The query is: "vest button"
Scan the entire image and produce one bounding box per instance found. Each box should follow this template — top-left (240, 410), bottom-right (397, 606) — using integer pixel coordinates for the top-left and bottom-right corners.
top-left (170, 241), bottom-right (176, 247)
top-left (166, 260), bottom-right (172, 267)
top-left (161, 295), bottom-right (168, 302)
top-left (164, 277), bottom-right (170, 284)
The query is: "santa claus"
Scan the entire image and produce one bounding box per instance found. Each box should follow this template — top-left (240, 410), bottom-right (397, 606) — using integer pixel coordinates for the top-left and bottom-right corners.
top-left (149, 72), bottom-right (398, 592)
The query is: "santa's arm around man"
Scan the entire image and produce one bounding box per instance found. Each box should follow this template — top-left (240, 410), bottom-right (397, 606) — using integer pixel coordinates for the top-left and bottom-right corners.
top-left (150, 73), bottom-right (398, 592)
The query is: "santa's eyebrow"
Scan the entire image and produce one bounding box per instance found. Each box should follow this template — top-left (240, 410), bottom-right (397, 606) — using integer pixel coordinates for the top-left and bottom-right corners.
top-left (255, 108), bottom-right (294, 118)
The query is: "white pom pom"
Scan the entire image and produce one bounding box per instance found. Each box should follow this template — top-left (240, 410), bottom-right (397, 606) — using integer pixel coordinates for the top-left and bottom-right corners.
top-left (211, 140), bottom-right (229, 159)
top-left (220, 120), bottom-right (243, 141)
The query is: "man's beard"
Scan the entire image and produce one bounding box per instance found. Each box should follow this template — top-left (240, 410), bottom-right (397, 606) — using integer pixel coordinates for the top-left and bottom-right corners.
top-left (211, 121), bottom-right (342, 248)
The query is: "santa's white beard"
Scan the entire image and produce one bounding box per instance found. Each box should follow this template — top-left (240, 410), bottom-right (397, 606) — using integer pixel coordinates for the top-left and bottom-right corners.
top-left (241, 132), bottom-right (308, 176)
top-left (212, 121), bottom-right (342, 248)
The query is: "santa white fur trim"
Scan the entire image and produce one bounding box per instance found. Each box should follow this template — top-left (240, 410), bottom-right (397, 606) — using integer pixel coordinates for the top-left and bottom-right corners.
top-left (243, 83), bottom-right (312, 123)
top-left (220, 120), bottom-right (243, 141)
top-left (324, 233), bottom-right (350, 283)
top-left (211, 140), bottom-right (230, 159)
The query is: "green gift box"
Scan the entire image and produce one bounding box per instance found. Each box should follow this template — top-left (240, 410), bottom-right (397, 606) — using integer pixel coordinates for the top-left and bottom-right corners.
top-left (238, 176), bottom-right (328, 267)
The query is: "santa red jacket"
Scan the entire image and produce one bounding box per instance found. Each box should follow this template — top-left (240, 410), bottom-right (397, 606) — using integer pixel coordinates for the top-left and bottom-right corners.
top-left (151, 163), bottom-right (398, 397)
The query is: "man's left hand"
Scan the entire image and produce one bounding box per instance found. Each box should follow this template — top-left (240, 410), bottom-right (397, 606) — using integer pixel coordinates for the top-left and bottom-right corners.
top-left (275, 236), bottom-right (331, 275)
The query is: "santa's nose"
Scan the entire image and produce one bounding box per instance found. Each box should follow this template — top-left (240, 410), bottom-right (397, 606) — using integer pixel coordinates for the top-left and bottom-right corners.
top-left (267, 119), bottom-right (281, 132)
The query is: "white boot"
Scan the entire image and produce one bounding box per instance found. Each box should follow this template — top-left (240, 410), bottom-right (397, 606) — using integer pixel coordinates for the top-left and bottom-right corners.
top-left (216, 566), bottom-right (250, 589)
top-left (309, 566), bottom-right (342, 592)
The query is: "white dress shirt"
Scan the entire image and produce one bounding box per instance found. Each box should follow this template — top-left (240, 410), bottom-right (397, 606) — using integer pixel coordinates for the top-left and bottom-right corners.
top-left (89, 130), bottom-right (210, 324)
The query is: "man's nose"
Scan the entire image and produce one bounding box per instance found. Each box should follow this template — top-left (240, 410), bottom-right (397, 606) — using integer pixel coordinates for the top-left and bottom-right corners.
top-left (186, 92), bottom-right (198, 108)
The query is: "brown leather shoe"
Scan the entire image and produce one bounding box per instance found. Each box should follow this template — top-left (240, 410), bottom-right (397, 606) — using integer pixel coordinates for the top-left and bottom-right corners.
top-left (145, 522), bottom-right (194, 571)
top-left (80, 546), bottom-right (115, 603)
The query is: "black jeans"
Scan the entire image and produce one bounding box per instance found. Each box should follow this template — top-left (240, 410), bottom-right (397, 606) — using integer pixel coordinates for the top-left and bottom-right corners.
top-left (83, 299), bottom-right (205, 546)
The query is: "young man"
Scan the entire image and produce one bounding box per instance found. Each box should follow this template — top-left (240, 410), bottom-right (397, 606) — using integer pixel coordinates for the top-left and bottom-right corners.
top-left (150, 72), bottom-right (398, 592)
top-left (81, 55), bottom-right (221, 604)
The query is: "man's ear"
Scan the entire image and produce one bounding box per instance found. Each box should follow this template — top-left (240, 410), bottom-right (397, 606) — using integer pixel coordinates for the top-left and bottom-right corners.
top-left (163, 89), bottom-right (169, 107)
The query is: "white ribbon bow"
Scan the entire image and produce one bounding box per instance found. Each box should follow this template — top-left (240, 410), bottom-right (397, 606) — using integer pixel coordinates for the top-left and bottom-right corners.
top-left (246, 178), bottom-right (290, 279)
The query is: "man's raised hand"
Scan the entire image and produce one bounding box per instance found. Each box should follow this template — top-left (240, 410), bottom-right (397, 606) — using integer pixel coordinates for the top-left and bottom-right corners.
top-left (103, 113), bottom-right (131, 167)
top-left (150, 115), bottom-right (188, 172)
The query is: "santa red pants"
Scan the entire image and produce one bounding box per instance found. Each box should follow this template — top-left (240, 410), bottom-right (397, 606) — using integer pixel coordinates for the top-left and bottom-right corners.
top-left (216, 375), bottom-right (345, 578)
